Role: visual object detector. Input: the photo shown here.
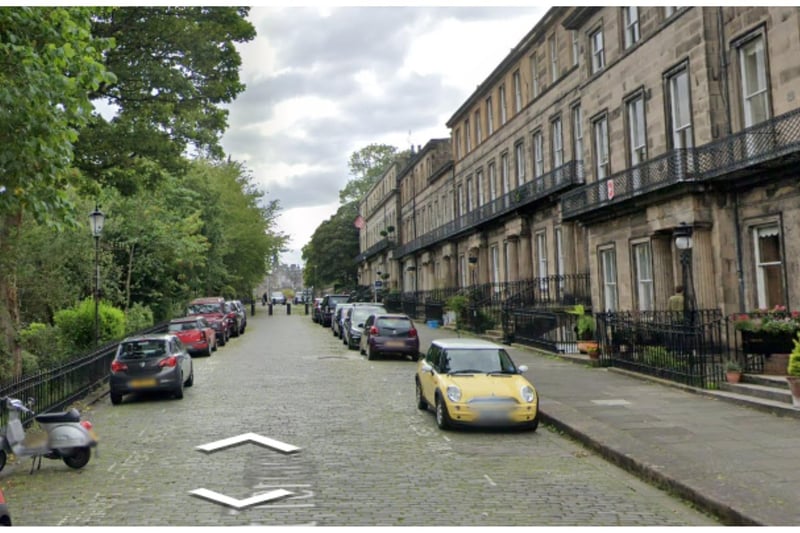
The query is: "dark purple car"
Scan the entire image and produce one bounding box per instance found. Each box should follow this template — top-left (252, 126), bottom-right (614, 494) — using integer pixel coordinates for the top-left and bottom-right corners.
top-left (359, 313), bottom-right (420, 361)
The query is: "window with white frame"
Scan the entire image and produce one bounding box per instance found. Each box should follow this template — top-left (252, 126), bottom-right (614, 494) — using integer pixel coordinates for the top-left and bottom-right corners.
top-left (515, 141), bottom-right (526, 185)
top-left (572, 104), bottom-right (584, 164)
top-left (465, 119), bottom-right (472, 152)
top-left (503, 240), bottom-right (510, 285)
top-left (513, 70), bottom-right (522, 113)
top-left (571, 30), bottom-right (579, 66)
top-left (555, 227), bottom-right (565, 290)
top-left (552, 116), bottom-right (564, 169)
top-left (486, 96), bottom-right (494, 135)
top-left (501, 152), bottom-right (510, 195)
top-left (474, 110), bottom-right (482, 145)
top-left (600, 247), bottom-right (618, 311)
top-left (753, 224), bottom-right (784, 309)
top-left (466, 176), bottom-right (474, 211)
top-left (739, 34), bottom-right (770, 128)
top-left (623, 7), bottom-right (640, 49)
top-left (459, 254), bottom-right (467, 287)
top-left (531, 53), bottom-right (540, 99)
top-left (633, 242), bottom-right (654, 311)
top-left (536, 231), bottom-right (548, 292)
top-left (457, 183), bottom-right (464, 218)
top-left (488, 162), bottom-right (497, 201)
top-left (668, 67), bottom-right (694, 150)
top-left (627, 93), bottom-right (647, 189)
top-left (591, 27), bottom-right (605, 74)
top-left (499, 85), bottom-right (508, 125)
top-left (476, 169), bottom-right (484, 206)
top-left (549, 33), bottom-right (558, 82)
top-left (664, 7), bottom-right (677, 18)
top-left (454, 128), bottom-right (462, 159)
top-left (532, 131), bottom-right (544, 178)
top-left (593, 114), bottom-right (610, 180)
top-left (491, 245), bottom-right (500, 285)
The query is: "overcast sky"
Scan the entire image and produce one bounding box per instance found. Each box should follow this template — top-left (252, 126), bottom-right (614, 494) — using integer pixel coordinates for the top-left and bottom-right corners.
top-left (219, 6), bottom-right (547, 266)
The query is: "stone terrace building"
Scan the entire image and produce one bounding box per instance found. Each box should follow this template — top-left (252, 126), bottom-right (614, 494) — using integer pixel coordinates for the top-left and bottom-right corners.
top-left (382, 6), bottom-right (800, 326)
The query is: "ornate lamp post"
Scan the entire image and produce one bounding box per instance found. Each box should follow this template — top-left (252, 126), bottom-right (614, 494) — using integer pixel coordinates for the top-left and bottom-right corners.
top-left (89, 206), bottom-right (105, 347)
top-left (674, 222), bottom-right (695, 324)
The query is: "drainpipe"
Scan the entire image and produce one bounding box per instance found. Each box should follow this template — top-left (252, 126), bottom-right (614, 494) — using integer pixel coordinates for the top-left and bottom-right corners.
top-left (717, 7), bottom-right (745, 312)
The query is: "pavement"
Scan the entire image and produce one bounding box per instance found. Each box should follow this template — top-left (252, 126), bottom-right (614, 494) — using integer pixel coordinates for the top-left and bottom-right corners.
top-left (415, 321), bottom-right (800, 527)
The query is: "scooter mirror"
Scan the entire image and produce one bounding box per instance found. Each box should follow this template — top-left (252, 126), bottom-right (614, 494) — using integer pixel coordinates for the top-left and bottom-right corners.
top-left (27, 397), bottom-right (35, 407)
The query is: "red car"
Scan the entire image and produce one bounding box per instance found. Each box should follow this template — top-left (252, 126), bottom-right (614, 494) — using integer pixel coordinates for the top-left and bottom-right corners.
top-left (186, 297), bottom-right (230, 346)
top-left (169, 316), bottom-right (217, 357)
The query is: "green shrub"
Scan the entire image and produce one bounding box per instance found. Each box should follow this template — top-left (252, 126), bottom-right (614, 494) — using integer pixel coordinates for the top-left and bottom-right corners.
top-left (54, 298), bottom-right (127, 351)
top-left (19, 322), bottom-right (69, 368)
top-left (445, 295), bottom-right (470, 328)
top-left (788, 333), bottom-right (800, 377)
top-left (125, 302), bottom-right (154, 334)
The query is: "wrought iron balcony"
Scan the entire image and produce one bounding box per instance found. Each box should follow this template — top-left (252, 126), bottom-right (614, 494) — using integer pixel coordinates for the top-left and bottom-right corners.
top-left (354, 237), bottom-right (392, 263)
top-left (562, 107), bottom-right (800, 220)
top-left (394, 160), bottom-right (584, 259)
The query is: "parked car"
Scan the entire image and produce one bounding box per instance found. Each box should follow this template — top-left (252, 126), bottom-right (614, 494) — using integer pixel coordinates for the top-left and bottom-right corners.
top-left (232, 299), bottom-right (247, 334)
top-left (186, 297), bottom-right (230, 346)
top-left (319, 294), bottom-right (350, 327)
top-left (332, 303), bottom-right (354, 339)
top-left (109, 334), bottom-right (194, 405)
top-left (168, 316), bottom-right (217, 357)
top-left (0, 487), bottom-right (10, 526)
top-left (358, 312), bottom-right (418, 360)
top-left (311, 297), bottom-right (324, 323)
top-left (344, 304), bottom-right (387, 350)
top-left (415, 338), bottom-right (538, 431)
top-left (271, 291), bottom-right (286, 305)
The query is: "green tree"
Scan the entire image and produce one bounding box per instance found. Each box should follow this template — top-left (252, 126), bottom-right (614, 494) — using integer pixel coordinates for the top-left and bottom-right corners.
top-left (302, 203), bottom-right (360, 291)
top-left (338, 144), bottom-right (401, 205)
top-left (0, 7), bottom-right (115, 377)
top-left (76, 7), bottom-right (256, 193)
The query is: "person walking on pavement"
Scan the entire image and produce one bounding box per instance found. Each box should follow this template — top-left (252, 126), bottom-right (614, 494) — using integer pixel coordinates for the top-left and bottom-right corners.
top-left (668, 285), bottom-right (684, 312)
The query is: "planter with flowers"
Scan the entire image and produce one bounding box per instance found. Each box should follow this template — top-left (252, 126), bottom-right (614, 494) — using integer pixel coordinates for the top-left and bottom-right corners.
top-left (732, 306), bottom-right (800, 355)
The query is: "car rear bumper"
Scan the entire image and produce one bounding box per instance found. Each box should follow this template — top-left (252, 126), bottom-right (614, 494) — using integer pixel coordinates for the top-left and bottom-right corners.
top-left (109, 373), bottom-right (182, 395)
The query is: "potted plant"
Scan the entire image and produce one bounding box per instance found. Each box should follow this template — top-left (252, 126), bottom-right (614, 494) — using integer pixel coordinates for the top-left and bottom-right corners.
top-left (725, 359), bottom-right (743, 384)
top-left (786, 333), bottom-right (800, 407)
top-left (733, 306), bottom-right (800, 355)
top-left (567, 304), bottom-right (597, 354)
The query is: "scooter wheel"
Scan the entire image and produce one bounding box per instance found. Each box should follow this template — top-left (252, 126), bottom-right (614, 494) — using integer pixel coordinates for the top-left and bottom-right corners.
top-left (0, 450), bottom-right (6, 472)
top-left (63, 447), bottom-right (91, 469)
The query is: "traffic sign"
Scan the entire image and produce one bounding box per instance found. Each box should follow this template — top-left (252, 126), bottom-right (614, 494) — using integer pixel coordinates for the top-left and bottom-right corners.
top-left (374, 280), bottom-right (383, 289)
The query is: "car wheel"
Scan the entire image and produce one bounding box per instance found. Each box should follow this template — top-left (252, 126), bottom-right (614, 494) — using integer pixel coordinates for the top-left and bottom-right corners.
top-left (0, 450), bottom-right (7, 473)
top-left (435, 395), bottom-right (451, 430)
top-left (367, 345), bottom-right (377, 361)
top-left (110, 392), bottom-right (123, 405)
top-left (218, 335), bottom-right (226, 347)
top-left (342, 335), bottom-right (348, 346)
top-left (185, 367), bottom-right (194, 387)
top-left (415, 380), bottom-right (427, 410)
top-left (174, 377), bottom-right (184, 399)
top-left (212, 340), bottom-right (217, 352)
top-left (63, 447), bottom-right (91, 469)
top-left (359, 343), bottom-right (366, 355)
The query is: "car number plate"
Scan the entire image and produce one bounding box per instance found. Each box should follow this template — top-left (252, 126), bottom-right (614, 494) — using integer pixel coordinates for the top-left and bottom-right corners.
top-left (478, 409), bottom-right (509, 421)
top-left (130, 378), bottom-right (157, 388)
top-left (386, 340), bottom-right (404, 348)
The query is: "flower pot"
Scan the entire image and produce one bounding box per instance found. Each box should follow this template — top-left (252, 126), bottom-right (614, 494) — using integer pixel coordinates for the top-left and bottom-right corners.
top-left (577, 340), bottom-right (598, 354)
top-left (786, 376), bottom-right (800, 408)
top-left (726, 370), bottom-right (742, 384)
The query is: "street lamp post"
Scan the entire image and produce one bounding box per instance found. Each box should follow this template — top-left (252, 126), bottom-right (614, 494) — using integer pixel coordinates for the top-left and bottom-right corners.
top-left (89, 206), bottom-right (105, 347)
top-left (674, 222), bottom-right (695, 325)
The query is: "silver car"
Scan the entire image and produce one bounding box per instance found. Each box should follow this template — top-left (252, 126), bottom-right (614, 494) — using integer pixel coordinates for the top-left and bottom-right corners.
top-left (343, 304), bottom-right (387, 350)
top-left (332, 303), bottom-right (354, 339)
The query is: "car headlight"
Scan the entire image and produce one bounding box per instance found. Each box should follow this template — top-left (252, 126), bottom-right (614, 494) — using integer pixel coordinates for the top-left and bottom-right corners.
top-left (446, 385), bottom-right (461, 402)
top-left (521, 385), bottom-right (536, 403)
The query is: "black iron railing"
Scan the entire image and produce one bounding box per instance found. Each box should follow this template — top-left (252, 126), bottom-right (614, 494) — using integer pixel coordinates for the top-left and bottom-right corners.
top-left (501, 274), bottom-right (592, 311)
top-left (595, 309), bottom-right (726, 388)
top-left (562, 108), bottom-right (800, 219)
top-left (354, 237), bottom-right (393, 263)
top-left (394, 161), bottom-right (584, 259)
top-left (0, 321), bottom-right (168, 427)
top-left (506, 310), bottom-right (581, 353)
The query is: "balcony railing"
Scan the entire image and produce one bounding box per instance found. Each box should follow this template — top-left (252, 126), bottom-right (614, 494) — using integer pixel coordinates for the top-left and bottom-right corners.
top-left (354, 237), bottom-right (392, 263)
top-left (394, 160), bottom-right (584, 259)
top-left (562, 107), bottom-right (800, 219)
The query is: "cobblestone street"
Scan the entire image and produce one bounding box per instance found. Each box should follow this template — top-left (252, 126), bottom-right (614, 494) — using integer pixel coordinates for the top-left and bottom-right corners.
top-left (2, 307), bottom-right (717, 526)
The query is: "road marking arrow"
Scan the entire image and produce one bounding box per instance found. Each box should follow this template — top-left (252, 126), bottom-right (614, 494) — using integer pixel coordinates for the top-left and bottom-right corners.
top-left (189, 488), bottom-right (294, 509)
top-left (195, 432), bottom-right (301, 454)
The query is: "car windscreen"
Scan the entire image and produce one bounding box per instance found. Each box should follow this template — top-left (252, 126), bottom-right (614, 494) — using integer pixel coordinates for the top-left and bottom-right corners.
top-left (187, 303), bottom-right (221, 314)
top-left (329, 296), bottom-right (350, 305)
top-left (169, 322), bottom-right (198, 332)
top-left (351, 307), bottom-right (384, 323)
top-left (441, 348), bottom-right (516, 374)
top-left (376, 317), bottom-right (412, 332)
top-left (118, 340), bottom-right (167, 360)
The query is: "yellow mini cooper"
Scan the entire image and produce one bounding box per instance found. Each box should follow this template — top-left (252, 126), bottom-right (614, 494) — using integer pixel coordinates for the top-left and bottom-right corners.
top-left (415, 338), bottom-right (539, 431)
